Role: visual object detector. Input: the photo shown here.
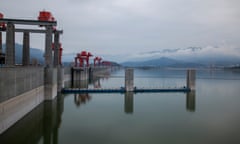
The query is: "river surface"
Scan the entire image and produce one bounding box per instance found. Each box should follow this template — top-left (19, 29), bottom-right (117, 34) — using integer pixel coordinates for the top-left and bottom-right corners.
top-left (1, 68), bottom-right (240, 144)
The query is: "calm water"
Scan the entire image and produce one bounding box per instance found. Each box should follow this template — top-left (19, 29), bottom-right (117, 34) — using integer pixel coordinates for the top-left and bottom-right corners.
top-left (1, 68), bottom-right (240, 144)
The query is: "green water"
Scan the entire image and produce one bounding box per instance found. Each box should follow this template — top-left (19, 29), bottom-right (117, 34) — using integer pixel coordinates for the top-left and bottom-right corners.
top-left (1, 68), bottom-right (240, 144)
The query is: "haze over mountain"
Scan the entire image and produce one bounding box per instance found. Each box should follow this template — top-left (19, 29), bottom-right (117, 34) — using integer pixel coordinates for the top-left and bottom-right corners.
top-left (121, 57), bottom-right (205, 68)
top-left (62, 45), bottom-right (240, 67)
top-left (2, 43), bottom-right (44, 64)
top-left (2, 43), bottom-right (239, 67)
top-left (121, 46), bottom-right (240, 67)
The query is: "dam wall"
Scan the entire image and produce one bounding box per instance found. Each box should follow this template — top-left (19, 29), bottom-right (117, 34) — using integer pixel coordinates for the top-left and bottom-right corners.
top-left (0, 67), bottom-right (44, 103)
top-left (0, 67), bottom-right (45, 134)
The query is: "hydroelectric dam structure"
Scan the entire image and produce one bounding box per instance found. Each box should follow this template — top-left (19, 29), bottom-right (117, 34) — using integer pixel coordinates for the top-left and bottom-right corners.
top-left (0, 11), bottom-right (196, 135)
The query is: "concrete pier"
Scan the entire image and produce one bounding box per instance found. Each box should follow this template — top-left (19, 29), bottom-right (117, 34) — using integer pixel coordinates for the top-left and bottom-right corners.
top-left (125, 68), bottom-right (134, 92)
top-left (44, 68), bottom-right (58, 100)
top-left (22, 32), bottom-right (30, 66)
top-left (187, 69), bottom-right (196, 90)
top-left (0, 32), bottom-right (2, 53)
top-left (57, 67), bottom-right (64, 92)
top-left (71, 67), bottom-right (89, 88)
top-left (6, 23), bottom-right (15, 66)
top-left (45, 26), bottom-right (53, 67)
top-left (0, 31), bottom-right (4, 65)
top-left (53, 32), bottom-right (60, 67)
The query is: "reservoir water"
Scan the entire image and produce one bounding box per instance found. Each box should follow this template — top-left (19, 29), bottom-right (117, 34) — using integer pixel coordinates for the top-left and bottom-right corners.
top-left (1, 68), bottom-right (240, 144)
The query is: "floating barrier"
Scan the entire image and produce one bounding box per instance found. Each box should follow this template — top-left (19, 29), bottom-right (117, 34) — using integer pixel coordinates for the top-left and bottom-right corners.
top-left (62, 87), bottom-right (190, 94)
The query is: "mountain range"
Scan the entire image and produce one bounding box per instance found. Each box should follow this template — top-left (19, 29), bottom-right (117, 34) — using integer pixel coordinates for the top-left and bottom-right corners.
top-left (121, 57), bottom-right (206, 68)
top-left (2, 44), bottom-right (240, 68)
top-left (121, 46), bottom-right (240, 68)
top-left (2, 43), bottom-right (44, 64)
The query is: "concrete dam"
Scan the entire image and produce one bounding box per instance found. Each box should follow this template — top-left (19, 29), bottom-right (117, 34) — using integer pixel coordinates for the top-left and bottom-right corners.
top-left (0, 12), bottom-right (195, 135)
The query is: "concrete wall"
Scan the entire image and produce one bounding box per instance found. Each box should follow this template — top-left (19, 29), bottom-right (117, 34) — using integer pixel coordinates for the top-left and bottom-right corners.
top-left (63, 67), bottom-right (71, 88)
top-left (0, 66), bottom-right (108, 134)
top-left (71, 67), bottom-right (89, 88)
top-left (90, 67), bottom-right (110, 76)
top-left (0, 67), bottom-right (44, 103)
top-left (44, 67), bottom-right (58, 100)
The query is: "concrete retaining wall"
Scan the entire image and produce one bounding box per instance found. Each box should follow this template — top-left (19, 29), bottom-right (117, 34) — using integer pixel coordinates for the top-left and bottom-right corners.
top-left (0, 66), bottom-right (66, 134)
top-left (0, 67), bottom-right (44, 103)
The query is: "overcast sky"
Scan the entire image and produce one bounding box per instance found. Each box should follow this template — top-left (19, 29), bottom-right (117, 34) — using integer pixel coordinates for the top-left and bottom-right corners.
top-left (1, 0), bottom-right (240, 61)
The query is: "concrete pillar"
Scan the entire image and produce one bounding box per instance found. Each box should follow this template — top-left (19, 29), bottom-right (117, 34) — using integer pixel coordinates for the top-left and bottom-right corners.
top-left (57, 67), bottom-right (64, 92)
top-left (71, 68), bottom-right (89, 88)
top-left (0, 32), bottom-right (2, 53)
top-left (187, 69), bottom-right (196, 90)
top-left (125, 68), bottom-right (134, 91)
top-left (53, 32), bottom-right (60, 67)
top-left (44, 26), bottom-right (56, 100)
top-left (45, 26), bottom-right (53, 67)
top-left (6, 23), bottom-right (15, 66)
top-left (124, 92), bottom-right (134, 114)
top-left (44, 67), bottom-right (58, 100)
top-left (22, 32), bottom-right (30, 66)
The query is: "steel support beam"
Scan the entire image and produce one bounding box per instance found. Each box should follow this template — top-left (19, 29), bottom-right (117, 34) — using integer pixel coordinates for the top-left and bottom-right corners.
top-left (0, 18), bottom-right (56, 26)
top-left (6, 23), bottom-right (15, 66)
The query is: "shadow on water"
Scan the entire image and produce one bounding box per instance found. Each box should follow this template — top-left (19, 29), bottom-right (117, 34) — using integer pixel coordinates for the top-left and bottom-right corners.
top-left (0, 94), bottom-right (64, 144)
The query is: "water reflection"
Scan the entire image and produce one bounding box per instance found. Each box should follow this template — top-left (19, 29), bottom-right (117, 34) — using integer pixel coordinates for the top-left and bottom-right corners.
top-left (186, 91), bottom-right (196, 112)
top-left (0, 92), bottom-right (196, 143)
top-left (71, 91), bottom-right (196, 113)
top-left (0, 94), bottom-right (64, 144)
top-left (74, 94), bottom-right (92, 107)
top-left (123, 91), bottom-right (196, 114)
top-left (124, 92), bottom-right (134, 114)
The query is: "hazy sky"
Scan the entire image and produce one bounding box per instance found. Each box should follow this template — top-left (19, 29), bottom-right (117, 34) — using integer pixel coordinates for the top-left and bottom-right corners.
top-left (1, 0), bottom-right (240, 60)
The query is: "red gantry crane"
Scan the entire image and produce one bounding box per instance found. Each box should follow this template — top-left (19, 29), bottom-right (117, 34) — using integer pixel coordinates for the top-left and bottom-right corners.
top-left (0, 13), bottom-right (6, 30)
top-left (38, 10), bottom-right (56, 30)
top-left (94, 56), bottom-right (102, 67)
top-left (75, 51), bottom-right (93, 67)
